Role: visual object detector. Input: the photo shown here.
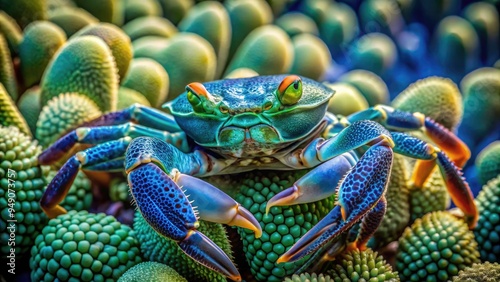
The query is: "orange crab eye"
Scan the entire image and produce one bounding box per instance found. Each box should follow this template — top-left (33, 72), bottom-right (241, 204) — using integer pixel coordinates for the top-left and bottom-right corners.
top-left (277, 75), bottom-right (302, 106)
top-left (186, 82), bottom-right (212, 112)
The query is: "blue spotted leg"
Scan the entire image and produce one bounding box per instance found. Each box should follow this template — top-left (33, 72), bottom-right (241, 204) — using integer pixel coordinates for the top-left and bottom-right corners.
top-left (125, 137), bottom-right (262, 281)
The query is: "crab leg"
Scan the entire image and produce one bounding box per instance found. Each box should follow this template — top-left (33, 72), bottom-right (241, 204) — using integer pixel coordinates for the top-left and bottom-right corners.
top-left (39, 123), bottom-right (188, 165)
top-left (126, 137), bottom-right (261, 281)
top-left (40, 137), bottom-right (132, 218)
top-left (277, 141), bottom-right (393, 263)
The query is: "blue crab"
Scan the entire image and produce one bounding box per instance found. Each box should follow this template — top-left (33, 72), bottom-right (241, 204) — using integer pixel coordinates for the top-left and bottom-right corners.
top-left (39, 75), bottom-right (477, 281)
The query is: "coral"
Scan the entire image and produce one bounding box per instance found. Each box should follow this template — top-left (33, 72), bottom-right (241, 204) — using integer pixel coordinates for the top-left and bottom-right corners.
top-left (19, 21), bottom-right (67, 88)
top-left (40, 36), bottom-right (118, 112)
top-left (0, 11), bottom-right (23, 55)
top-left (463, 2), bottom-right (499, 65)
top-left (17, 86), bottom-right (41, 135)
top-left (326, 249), bottom-right (400, 281)
top-left (319, 2), bottom-right (358, 56)
top-left (338, 70), bottom-right (388, 107)
top-left (234, 169), bottom-right (336, 281)
top-left (452, 262), bottom-right (500, 282)
top-left (122, 16), bottom-right (177, 41)
top-left (48, 7), bottom-right (98, 37)
top-left (73, 23), bottom-right (133, 82)
top-left (349, 33), bottom-right (397, 76)
top-left (224, 68), bottom-right (259, 79)
top-left (396, 211), bottom-right (480, 281)
top-left (123, 0), bottom-right (161, 24)
top-left (409, 168), bottom-right (450, 223)
top-left (156, 0), bottom-right (193, 25)
top-left (36, 93), bottom-right (102, 148)
top-left (121, 58), bottom-right (169, 108)
top-left (30, 211), bottom-right (142, 281)
top-left (225, 25), bottom-right (293, 76)
top-left (391, 77), bottom-right (463, 131)
top-left (178, 1), bottom-right (230, 78)
top-left (0, 0), bottom-right (46, 28)
top-left (369, 155), bottom-right (410, 249)
top-left (116, 87), bottom-right (151, 110)
top-left (325, 82), bottom-right (369, 116)
top-left (0, 34), bottom-right (18, 100)
top-left (134, 213), bottom-right (232, 282)
top-left (45, 171), bottom-right (92, 212)
top-left (109, 179), bottom-right (130, 203)
top-left (473, 175), bottom-right (500, 263)
top-left (359, 0), bottom-right (405, 37)
top-left (135, 33), bottom-right (216, 100)
top-left (284, 273), bottom-right (333, 282)
top-left (275, 12), bottom-right (319, 38)
top-left (0, 126), bottom-right (48, 258)
top-left (476, 141), bottom-right (500, 185)
top-left (0, 83), bottom-right (30, 136)
top-left (118, 262), bottom-right (187, 282)
top-left (289, 33), bottom-right (331, 81)
top-left (73, 0), bottom-right (121, 25)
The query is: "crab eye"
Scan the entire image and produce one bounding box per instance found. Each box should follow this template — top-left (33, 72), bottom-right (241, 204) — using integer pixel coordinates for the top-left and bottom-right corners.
top-left (219, 104), bottom-right (229, 114)
top-left (263, 101), bottom-right (273, 111)
top-left (186, 82), bottom-right (211, 112)
top-left (277, 75), bottom-right (302, 105)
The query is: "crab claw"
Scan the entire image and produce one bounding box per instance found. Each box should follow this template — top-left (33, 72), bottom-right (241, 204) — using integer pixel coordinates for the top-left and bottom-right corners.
top-left (176, 173), bottom-right (262, 238)
top-left (128, 163), bottom-right (241, 281)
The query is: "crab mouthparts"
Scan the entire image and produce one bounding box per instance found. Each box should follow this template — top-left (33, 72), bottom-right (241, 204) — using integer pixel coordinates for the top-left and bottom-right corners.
top-left (218, 125), bottom-right (280, 146)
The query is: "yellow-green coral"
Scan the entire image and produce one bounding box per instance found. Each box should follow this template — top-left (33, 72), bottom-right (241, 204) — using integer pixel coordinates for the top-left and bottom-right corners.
top-left (284, 273), bottom-right (333, 282)
top-left (463, 2), bottom-right (499, 65)
top-left (409, 168), bottom-right (450, 223)
top-left (0, 126), bottom-right (48, 258)
top-left (40, 36), bottom-right (119, 112)
top-left (473, 175), bottom-right (500, 263)
top-left (122, 16), bottom-right (177, 42)
top-left (225, 25), bottom-right (293, 76)
top-left (73, 23), bottom-right (133, 82)
top-left (275, 12), bottom-right (319, 38)
top-left (30, 211), bottom-right (143, 282)
top-left (326, 249), bottom-right (400, 281)
top-left (118, 262), bottom-right (187, 282)
top-left (123, 0), bottom-right (161, 24)
top-left (19, 21), bottom-right (67, 88)
top-left (338, 69), bottom-right (389, 107)
top-left (178, 1), bottom-right (230, 78)
top-left (73, 0), bottom-right (121, 25)
top-left (325, 82), bottom-right (369, 116)
top-left (135, 33), bottom-right (216, 100)
top-left (48, 7), bottom-right (99, 37)
top-left (476, 141), bottom-right (500, 185)
top-left (116, 87), bottom-right (151, 110)
top-left (17, 86), bottom-right (41, 135)
top-left (134, 213), bottom-right (232, 282)
top-left (0, 34), bottom-right (18, 100)
top-left (396, 211), bottom-right (480, 281)
top-left (391, 76), bottom-right (463, 130)
top-left (0, 83), bottom-right (30, 136)
top-left (349, 32), bottom-right (397, 76)
top-left (157, 0), bottom-right (194, 25)
top-left (0, 11), bottom-right (23, 55)
top-left (319, 2), bottom-right (358, 55)
top-left (0, 0), bottom-right (47, 28)
top-left (36, 93), bottom-right (102, 148)
top-left (121, 58), bottom-right (169, 108)
top-left (452, 262), bottom-right (500, 281)
top-left (289, 33), bottom-right (331, 81)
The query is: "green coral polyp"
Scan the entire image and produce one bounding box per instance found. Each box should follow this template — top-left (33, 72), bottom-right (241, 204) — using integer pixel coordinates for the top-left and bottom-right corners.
top-left (326, 249), bottom-right (400, 281)
top-left (396, 211), bottom-right (480, 282)
top-left (118, 262), bottom-right (187, 282)
top-left (30, 210), bottom-right (142, 282)
top-left (45, 171), bottom-right (92, 212)
top-left (234, 169), bottom-right (336, 281)
top-left (0, 126), bottom-right (48, 258)
top-left (452, 262), bottom-right (500, 281)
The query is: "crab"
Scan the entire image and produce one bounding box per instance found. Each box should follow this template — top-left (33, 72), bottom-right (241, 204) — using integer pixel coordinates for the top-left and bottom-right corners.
top-left (39, 75), bottom-right (478, 281)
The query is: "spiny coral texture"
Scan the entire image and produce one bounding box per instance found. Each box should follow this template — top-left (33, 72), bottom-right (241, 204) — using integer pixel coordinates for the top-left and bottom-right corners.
top-left (0, 126), bottom-right (48, 257)
top-left (451, 262), bottom-right (500, 282)
top-left (476, 141), bottom-right (500, 185)
top-left (0, 83), bottom-right (31, 136)
top-left (397, 211), bottom-right (480, 281)
top-left (19, 20), bottom-right (66, 88)
top-left (369, 155), bottom-right (410, 249)
top-left (134, 213), bottom-right (232, 282)
top-left (409, 168), bottom-right (450, 223)
top-left (45, 171), bottom-right (92, 212)
top-left (473, 175), bottom-right (500, 263)
top-left (73, 23), bottom-right (133, 82)
top-left (118, 262), bottom-right (187, 282)
top-left (391, 77), bottom-right (463, 130)
top-left (30, 211), bottom-right (142, 282)
top-left (326, 249), bottom-right (400, 282)
top-left (234, 169), bottom-right (335, 281)
top-left (36, 93), bottom-right (102, 148)
top-left (284, 273), bottom-right (333, 282)
top-left (40, 36), bottom-right (118, 112)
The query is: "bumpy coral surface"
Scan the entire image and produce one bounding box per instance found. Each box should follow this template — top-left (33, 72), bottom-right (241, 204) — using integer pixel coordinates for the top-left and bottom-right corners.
top-left (452, 262), bottom-right (500, 282)
top-left (30, 211), bottom-right (142, 281)
top-left (118, 262), bottom-right (187, 282)
top-left (475, 141), bottom-right (500, 185)
top-left (0, 126), bottom-right (48, 257)
top-left (397, 211), bottom-right (480, 281)
top-left (473, 175), bottom-right (500, 262)
top-left (284, 272), bottom-right (333, 282)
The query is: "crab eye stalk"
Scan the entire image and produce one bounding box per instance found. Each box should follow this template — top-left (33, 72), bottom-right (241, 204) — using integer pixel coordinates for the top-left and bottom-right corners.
top-left (277, 75), bottom-right (302, 106)
top-left (186, 82), bottom-right (214, 113)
